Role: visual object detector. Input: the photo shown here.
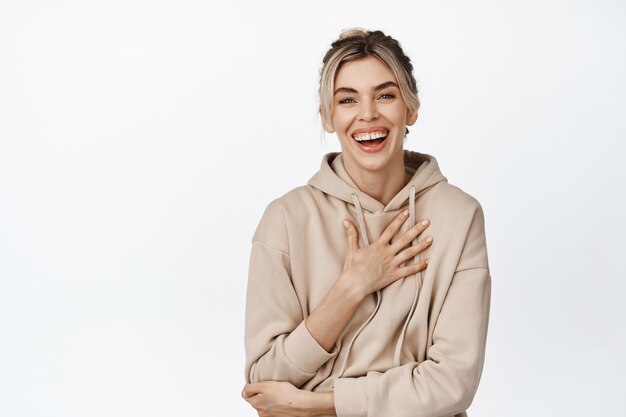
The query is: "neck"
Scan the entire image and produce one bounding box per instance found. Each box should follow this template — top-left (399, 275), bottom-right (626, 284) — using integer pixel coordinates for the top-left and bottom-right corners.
top-left (343, 151), bottom-right (409, 206)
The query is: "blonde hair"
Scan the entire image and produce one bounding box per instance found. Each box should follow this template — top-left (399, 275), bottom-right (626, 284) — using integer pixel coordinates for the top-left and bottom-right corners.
top-left (318, 28), bottom-right (420, 139)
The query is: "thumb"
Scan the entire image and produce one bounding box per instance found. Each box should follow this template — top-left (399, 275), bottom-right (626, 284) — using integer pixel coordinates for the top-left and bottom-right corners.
top-left (243, 382), bottom-right (264, 397)
top-left (343, 219), bottom-right (359, 251)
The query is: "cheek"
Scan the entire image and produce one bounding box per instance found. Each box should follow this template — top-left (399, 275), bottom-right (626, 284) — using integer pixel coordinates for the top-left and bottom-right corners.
top-left (390, 105), bottom-right (410, 124)
top-left (331, 111), bottom-right (352, 134)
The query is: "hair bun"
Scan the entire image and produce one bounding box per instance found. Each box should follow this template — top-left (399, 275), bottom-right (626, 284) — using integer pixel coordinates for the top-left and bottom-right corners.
top-left (338, 27), bottom-right (368, 41)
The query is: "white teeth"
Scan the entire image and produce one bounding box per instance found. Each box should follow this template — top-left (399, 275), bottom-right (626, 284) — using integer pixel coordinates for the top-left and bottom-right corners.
top-left (352, 131), bottom-right (389, 141)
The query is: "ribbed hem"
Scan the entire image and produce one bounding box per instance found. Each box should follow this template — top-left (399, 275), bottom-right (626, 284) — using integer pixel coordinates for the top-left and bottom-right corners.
top-left (333, 376), bottom-right (368, 417)
top-left (283, 320), bottom-right (338, 374)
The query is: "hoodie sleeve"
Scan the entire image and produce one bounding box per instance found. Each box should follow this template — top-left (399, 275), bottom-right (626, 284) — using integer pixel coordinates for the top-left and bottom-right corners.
top-left (244, 201), bottom-right (339, 387)
top-left (333, 202), bottom-right (491, 417)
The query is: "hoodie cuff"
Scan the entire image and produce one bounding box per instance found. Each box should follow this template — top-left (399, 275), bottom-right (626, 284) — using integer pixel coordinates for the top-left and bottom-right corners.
top-left (283, 320), bottom-right (338, 374)
top-left (333, 376), bottom-right (368, 417)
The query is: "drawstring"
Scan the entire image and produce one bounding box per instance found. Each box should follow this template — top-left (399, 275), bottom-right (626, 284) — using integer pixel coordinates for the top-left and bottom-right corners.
top-left (350, 194), bottom-right (370, 246)
top-left (393, 185), bottom-right (422, 366)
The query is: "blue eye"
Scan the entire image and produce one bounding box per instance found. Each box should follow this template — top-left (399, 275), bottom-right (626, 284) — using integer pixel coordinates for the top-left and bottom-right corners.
top-left (338, 92), bottom-right (395, 104)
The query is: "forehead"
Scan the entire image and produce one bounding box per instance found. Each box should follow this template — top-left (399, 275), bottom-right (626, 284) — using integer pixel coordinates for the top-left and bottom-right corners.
top-left (334, 55), bottom-right (397, 88)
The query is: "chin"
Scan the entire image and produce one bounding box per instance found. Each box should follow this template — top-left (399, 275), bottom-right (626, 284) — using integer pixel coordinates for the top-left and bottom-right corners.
top-left (349, 153), bottom-right (393, 172)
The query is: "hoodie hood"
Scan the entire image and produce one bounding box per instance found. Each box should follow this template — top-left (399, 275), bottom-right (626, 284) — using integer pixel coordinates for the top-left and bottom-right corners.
top-left (307, 149), bottom-right (448, 369)
top-left (308, 150), bottom-right (447, 214)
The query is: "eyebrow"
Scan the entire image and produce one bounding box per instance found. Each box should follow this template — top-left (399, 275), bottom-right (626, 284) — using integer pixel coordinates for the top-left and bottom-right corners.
top-left (333, 81), bottom-right (399, 96)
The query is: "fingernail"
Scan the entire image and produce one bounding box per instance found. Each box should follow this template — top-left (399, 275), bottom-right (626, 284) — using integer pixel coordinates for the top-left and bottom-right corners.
top-left (403, 210), bottom-right (409, 216)
top-left (421, 219), bottom-right (429, 226)
top-left (426, 236), bottom-right (433, 243)
top-left (425, 258), bottom-right (430, 264)
top-left (343, 220), bottom-right (349, 229)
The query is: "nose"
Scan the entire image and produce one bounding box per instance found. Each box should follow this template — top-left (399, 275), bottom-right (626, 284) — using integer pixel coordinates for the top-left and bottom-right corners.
top-left (358, 99), bottom-right (379, 121)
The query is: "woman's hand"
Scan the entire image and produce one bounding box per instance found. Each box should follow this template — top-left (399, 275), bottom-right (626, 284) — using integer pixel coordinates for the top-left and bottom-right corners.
top-left (241, 381), bottom-right (312, 417)
top-left (342, 209), bottom-right (432, 297)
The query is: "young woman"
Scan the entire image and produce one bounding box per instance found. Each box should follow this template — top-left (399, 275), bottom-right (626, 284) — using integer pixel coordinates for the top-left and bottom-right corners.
top-left (241, 28), bottom-right (491, 417)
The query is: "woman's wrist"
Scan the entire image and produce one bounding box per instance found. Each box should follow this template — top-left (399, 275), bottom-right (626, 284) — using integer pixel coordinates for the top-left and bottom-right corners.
top-left (300, 390), bottom-right (335, 416)
top-left (338, 271), bottom-right (368, 302)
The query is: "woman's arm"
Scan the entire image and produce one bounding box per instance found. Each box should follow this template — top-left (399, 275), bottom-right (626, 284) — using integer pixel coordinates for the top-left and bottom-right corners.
top-left (245, 204), bottom-right (431, 388)
top-left (244, 238), bottom-right (342, 388)
top-left (242, 383), bottom-right (336, 417)
top-left (302, 272), bottom-right (363, 351)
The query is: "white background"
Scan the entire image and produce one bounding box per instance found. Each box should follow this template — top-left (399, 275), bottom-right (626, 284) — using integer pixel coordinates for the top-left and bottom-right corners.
top-left (1, 1), bottom-right (625, 416)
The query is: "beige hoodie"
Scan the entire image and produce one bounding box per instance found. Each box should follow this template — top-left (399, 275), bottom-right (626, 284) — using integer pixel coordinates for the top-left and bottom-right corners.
top-left (244, 150), bottom-right (491, 417)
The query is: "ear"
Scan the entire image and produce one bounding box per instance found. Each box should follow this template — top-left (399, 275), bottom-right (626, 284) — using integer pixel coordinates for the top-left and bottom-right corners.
top-left (319, 106), bottom-right (335, 133)
top-left (406, 100), bottom-right (420, 126)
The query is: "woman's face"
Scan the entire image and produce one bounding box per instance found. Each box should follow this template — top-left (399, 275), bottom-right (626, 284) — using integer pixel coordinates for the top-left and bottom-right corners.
top-left (326, 55), bottom-right (417, 174)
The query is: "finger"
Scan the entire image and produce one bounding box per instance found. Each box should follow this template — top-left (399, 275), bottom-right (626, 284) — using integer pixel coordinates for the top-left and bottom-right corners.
top-left (242, 387), bottom-right (257, 400)
top-left (343, 219), bottom-right (360, 251)
top-left (393, 236), bottom-right (433, 266)
top-left (244, 382), bottom-right (265, 396)
top-left (377, 210), bottom-right (410, 245)
top-left (247, 393), bottom-right (261, 409)
top-left (248, 395), bottom-right (270, 415)
top-left (394, 258), bottom-right (429, 279)
top-left (389, 219), bottom-right (430, 253)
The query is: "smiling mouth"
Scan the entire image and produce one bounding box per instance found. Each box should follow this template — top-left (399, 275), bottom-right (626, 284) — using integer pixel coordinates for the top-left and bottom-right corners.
top-left (351, 130), bottom-right (389, 144)
top-left (350, 129), bottom-right (390, 153)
